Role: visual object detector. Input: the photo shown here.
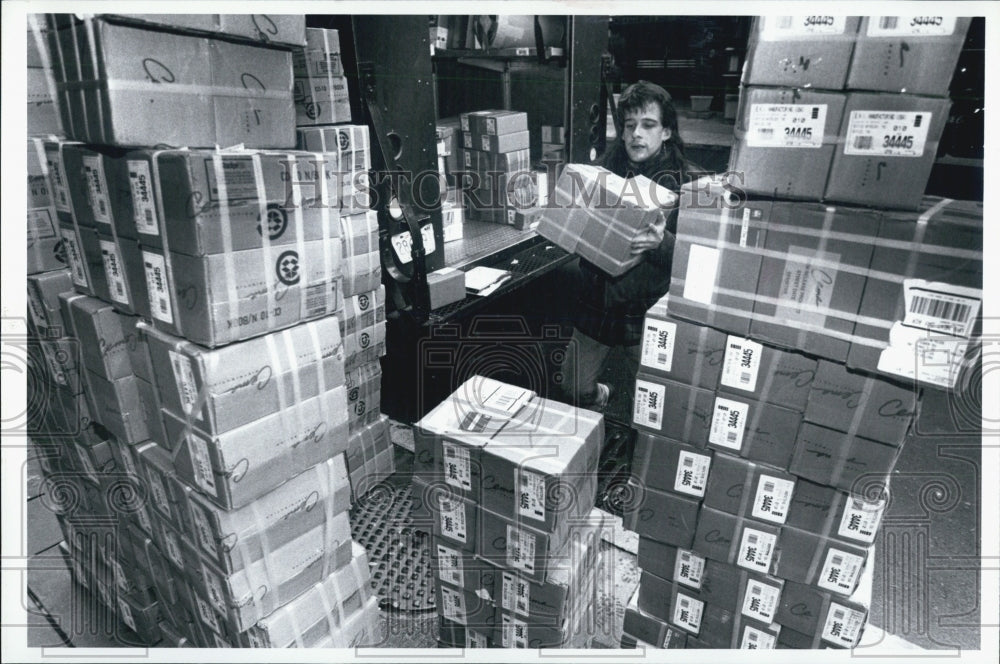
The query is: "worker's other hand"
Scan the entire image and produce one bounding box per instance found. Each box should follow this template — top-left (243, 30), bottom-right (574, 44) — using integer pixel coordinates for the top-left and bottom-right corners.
top-left (630, 216), bottom-right (666, 254)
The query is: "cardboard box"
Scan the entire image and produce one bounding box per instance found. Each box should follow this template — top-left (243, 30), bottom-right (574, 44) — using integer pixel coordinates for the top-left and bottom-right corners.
top-left (27, 68), bottom-right (60, 136)
top-left (717, 336), bottom-right (818, 413)
top-left (247, 546), bottom-right (374, 647)
top-left (669, 177), bottom-right (770, 336)
top-left (730, 87), bottom-right (847, 200)
top-left (791, 423), bottom-right (900, 493)
top-left (295, 126), bottom-right (371, 181)
top-left (180, 455), bottom-right (351, 575)
top-left (537, 164), bottom-right (676, 277)
top-left (83, 14), bottom-right (308, 48)
top-left (541, 125), bottom-right (565, 144)
top-left (47, 18), bottom-right (295, 148)
top-left (496, 566), bottom-right (597, 648)
top-left (687, 604), bottom-right (738, 648)
top-left (479, 395), bottom-right (602, 534)
top-left (699, 560), bottom-right (786, 625)
top-left (774, 525), bottom-right (869, 596)
top-left (703, 453), bottom-right (799, 525)
top-left (637, 538), bottom-right (707, 592)
top-left (134, 441), bottom-right (189, 529)
top-left (342, 211), bottom-right (381, 297)
top-left (27, 270), bottom-right (74, 336)
top-left (786, 479), bottom-right (887, 546)
top-left (346, 415), bottom-right (393, 499)
top-left (693, 506), bottom-right (782, 575)
top-left (848, 198), bottom-right (983, 386)
top-left (705, 393), bottom-right (802, 469)
top-left (623, 478), bottom-right (701, 548)
top-left (441, 197), bottom-right (464, 242)
top-left (60, 145), bottom-right (134, 239)
top-left (428, 491), bottom-right (478, 553)
top-left (141, 316), bottom-right (346, 436)
top-left (27, 139), bottom-right (65, 275)
top-left (83, 371), bottom-right (149, 444)
top-left (127, 149), bottom-right (344, 255)
top-left (468, 110), bottom-right (529, 143)
top-left (632, 374), bottom-right (716, 445)
top-left (638, 298), bottom-right (727, 389)
top-left (99, 234), bottom-right (151, 318)
top-left (344, 360), bottom-right (381, 434)
top-left (825, 93), bottom-right (951, 210)
top-left (294, 75), bottom-right (351, 126)
top-left (751, 201), bottom-right (878, 363)
top-left (742, 17), bottom-right (861, 89)
top-left (438, 615), bottom-right (497, 648)
top-left (632, 432), bottom-right (713, 499)
top-left (338, 287), bottom-right (387, 370)
top-left (776, 579), bottom-right (868, 648)
top-left (622, 591), bottom-right (689, 648)
top-left (164, 385), bottom-right (350, 509)
top-left (294, 28), bottom-right (342, 77)
top-left (429, 536), bottom-right (497, 600)
top-left (437, 581), bottom-right (497, 635)
top-left (427, 267), bottom-right (465, 310)
top-left (636, 572), bottom-right (709, 635)
top-left (805, 360), bottom-right (916, 445)
top-left (461, 147), bottom-right (532, 175)
top-left (60, 294), bottom-right (145, 381)
top-left (847, 17), bottom-right (971, 97)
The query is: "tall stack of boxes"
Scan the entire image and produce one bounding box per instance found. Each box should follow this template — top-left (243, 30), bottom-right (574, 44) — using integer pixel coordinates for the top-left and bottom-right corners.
top-left (411, 376), bottom-right (612, 648)
top-left (28, 13), bottom-right (390, 648)
top-left (459, 110), bottom-right (538, 229)
top-left (622, 16), bottom-right (981, 650)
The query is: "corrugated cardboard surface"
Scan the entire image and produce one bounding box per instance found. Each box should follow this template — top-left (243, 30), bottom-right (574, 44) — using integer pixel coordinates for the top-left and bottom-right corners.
top-left (742, 16), bottom-right (861, 89)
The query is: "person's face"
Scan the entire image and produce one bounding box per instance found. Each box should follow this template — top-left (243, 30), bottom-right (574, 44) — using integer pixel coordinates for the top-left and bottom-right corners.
top-left (623, 102), bottom-right (672, 163)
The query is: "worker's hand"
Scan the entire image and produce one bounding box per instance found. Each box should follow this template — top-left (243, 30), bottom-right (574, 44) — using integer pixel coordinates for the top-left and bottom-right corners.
top-left (630, 215), bottom-right (666, 255)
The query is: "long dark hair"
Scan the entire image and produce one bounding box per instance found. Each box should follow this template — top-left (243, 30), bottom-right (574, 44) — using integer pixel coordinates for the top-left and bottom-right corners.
top-left (601, 80), bottom-right (689, 190)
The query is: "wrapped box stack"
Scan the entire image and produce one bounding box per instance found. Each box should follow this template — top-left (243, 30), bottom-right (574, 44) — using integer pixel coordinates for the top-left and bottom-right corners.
top-left (26, 13), bottom-right (392, 648)
top-left (620, 17), bottom-right (982, 650)
top-left (411, 376), bottom-right (613, 648)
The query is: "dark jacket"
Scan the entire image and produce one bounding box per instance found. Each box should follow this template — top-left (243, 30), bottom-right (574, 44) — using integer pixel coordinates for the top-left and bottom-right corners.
top-left (573, 141), bottom-right (695, 346)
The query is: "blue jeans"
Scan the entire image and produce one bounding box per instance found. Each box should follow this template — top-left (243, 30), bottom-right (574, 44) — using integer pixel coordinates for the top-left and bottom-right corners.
top-left (559, 328), bottom-right (641, 407)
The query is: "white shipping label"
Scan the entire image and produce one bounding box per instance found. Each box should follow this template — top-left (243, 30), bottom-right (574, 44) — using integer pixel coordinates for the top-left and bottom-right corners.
top-left (867, 16), bottom-right (957, 36)
top-left (118, 598), bottom-right (137, 631)
top-left (146, 470), bottom-right (171, 518)
top-left (741, 625), bottom-right (777, 649)
top-left (506, 525), bottom-right (536, 574)
top-left (502, 613), bottom-right (529, 648)
top-left (142, 250), bottom-right (173, 324)
top-left (82, 155), bottom-right (112, 224)
top-left (27, 208), bottom-right (57, 241)
top-left (390, 224), bottom-right (437, 265)
top-left (818, 548), bottom-right (865, 594)
top-left (843, 111), bottom-right (933, 157)
top-left (127, 160), bottom-right (159, 235)
top-left (100, 240), bottom-right (130, 305)
top-left (879, 323), bottom-right (974, 389)
top-left (517, 468), bottom-right (546, 521)
top-left (901, 280), bottom-right (981, 339)
top-left (674, 451), bottom-right (711, 498)
top-left (195, 594), bottom-right (221, 634)
top-left (640, 318), bottom-right (677, 371)
top-left (762, 16), bottom-right (847, 38)
top-left (436, 544), bottom-right (464, 587)
top-left (501, 572), bottom-right (531, 617)
top-left (672, 593), bottom-right (705, 634)
top-left (633, 379), bottom-right (666, 429)
top-left (440, 585), bottom-right (465, 624)
top-left (466, 631), bottom-right (488, 648)
top-left (203, 566), bottom-right (229, 613)
top-left (188, 434), bottom-right (217, 494)
top-left (709, 397), bottom-right (749, 451)
top-left (47, 155), bottom-right (72, 212)
top-left (438, 499), bottom-right (467, 544)
top-left (774, 245), bottom-right (842, 327)
top-left (742, 579), bottom-right (782, 623)
top-left (163, 530), bottom-right (184, 567)
top-left (673, 548), bottom-right (706, 589)
top-left (683, 244), bottom-right (721, 305)
top-left (442, 442), bottom-right (472, 491)
top-left (721, 336), bottom-right (763, 391)
top-left (26, 288), bottom-right (47, 328)
top-left (737, 527), bottom-right (777, 573)
top-left (167, 350), bottom-right (198, 415)
top-left (837, 497), bottom-right (886, 544)
top-left (821, 602), bottom-right (866, 647)
top-left (189, 504), bottom-right (217, 555)
top-left (60, 228), bottom-right (89, 288)
top-left (751, 475), bottom-right (796, 524)
top-left (746, 104), bottom-right (827, 149)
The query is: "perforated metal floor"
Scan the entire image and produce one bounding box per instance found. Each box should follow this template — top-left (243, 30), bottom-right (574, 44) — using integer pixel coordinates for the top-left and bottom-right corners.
top-left (350, 480), bottom-right (436, 613)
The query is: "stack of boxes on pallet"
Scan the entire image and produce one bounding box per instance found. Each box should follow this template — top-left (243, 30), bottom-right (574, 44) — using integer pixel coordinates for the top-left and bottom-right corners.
top-left (26, 14), bottom-right (394, 648)
top-left (620, 16), bottom-right (982, 650)
top-left (459, 110), bottom-right (538, 229)
top-left (411, 376), bottom-right (613, 648)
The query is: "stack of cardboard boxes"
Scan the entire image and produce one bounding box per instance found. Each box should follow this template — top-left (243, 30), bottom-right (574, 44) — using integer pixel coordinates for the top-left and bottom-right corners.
top-left (459, 110), bottom-right (538, 229)
top-left (28, 13), bottom-right (390, 648)
top-left (621, 16), bottom-right (981, 650)
top-left (411, 376), bottom-right (613, 647)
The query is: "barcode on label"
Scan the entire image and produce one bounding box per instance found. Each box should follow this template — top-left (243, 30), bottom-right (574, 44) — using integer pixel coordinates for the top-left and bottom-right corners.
top-left (657, 353), bottom-right (668, 365)
top-left (833, 555), bottom-right (844, 566)
top-left (749, 630), bottom-right (758, 641)
top-left (740, 372), bottom-right (753, 384)
top-left (758, 127), bottom-right (774, 136)
top-left (909, 295), bottom-right (971, 323)
top-left (880, 17), bottom-right (899, 29)
top-left (834, 608), bottom-right (845, 620)
top-left (305, 282), bottom-right (328, 318)
top-left (853, 136), bottom-right (873, 150)
top-left (748, 533), bottom-right (758, 545)
top-left (727, 431), bottom-right (738, 443)
top-left (763, 481), bottom-right (775, 492)
top-left (752, 585), bottom-right (762, 596)
top-left (650, 412), bottom-right (659, 424)
top-left (683, 457), bottom-right (694, 467)
top-left (145, 209), bottom-right (153, 223)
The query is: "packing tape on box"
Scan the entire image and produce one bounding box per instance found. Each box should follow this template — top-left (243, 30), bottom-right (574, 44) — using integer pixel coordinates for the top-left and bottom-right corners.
top-left (307, 323), bottom-right (333, 428)
top-left (316, 576), bottom-right (347, 648)
top-left (317, 458), bottom-right (337, 578)
top-left (213, 151), bottom-right (254, 333)
top-left (286, 153), bottom-right (338, 317)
